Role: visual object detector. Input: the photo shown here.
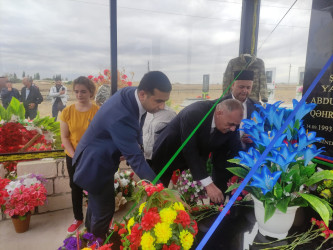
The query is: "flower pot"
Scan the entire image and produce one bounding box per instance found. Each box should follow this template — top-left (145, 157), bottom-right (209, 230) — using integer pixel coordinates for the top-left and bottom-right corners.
top-left (11, 212), bottom-right (31, 233)
top-left (252, 196), bottom-right (299, 239)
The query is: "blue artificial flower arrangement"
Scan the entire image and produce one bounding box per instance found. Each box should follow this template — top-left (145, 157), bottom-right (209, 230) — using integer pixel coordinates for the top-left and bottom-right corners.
top-left (227, 99), bottom-right (333, 224)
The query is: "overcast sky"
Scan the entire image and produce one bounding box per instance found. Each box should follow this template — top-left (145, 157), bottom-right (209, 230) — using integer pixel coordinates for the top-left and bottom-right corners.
top-left (0, 0), bottom-right (312, 84)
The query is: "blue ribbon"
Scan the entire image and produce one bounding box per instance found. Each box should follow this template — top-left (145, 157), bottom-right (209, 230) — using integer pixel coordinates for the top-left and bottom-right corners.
top-left (196, 54), bottom-right (333, 249)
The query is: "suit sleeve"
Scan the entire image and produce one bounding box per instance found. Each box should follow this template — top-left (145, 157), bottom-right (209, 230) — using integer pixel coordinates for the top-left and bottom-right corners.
top-left (35, 88), bottom-right (43, 104)
top-left (180, 110), bottom-right (209, 181)
top-left (110, 119), bottom-right (157, 182)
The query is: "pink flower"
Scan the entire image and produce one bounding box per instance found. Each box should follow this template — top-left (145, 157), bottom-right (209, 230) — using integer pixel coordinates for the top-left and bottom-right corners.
top-left (87, 75), bottom-right (94, 79)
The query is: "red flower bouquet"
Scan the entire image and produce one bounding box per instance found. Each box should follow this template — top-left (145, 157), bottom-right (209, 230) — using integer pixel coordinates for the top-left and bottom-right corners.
top-left (89, 68), bottom-right (133, 89)
top-left (0, 174), bottom-right (47, 219)
top-left (114, 181), bottom-right (198, 250)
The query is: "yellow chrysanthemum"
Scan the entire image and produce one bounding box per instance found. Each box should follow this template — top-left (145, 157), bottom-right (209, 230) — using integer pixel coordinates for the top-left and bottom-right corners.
top-left (323, 179), bottom-right (333, 188)
top-left (141, 232), bottom-right (156, 250)
top-left (173, 202), bottom-right (185, 211)
top-left (320, 189), bottom-right (332, 199)
top-left (127, 217), bottom-right (135, 234)
top-left (154, 222), bottom-right (172, 244)
top-left (159, 207), bottom-right (177, 224)
top-left (81, 248), bottom-right (92, 250)
top-left (179, 229), bottom-right (194, 250)
top-left (139, 202), bottom-right (147, 215)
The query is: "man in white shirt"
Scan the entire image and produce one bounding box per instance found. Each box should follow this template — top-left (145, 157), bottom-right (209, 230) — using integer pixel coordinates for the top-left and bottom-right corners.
top-left (142, 105), bottom-right (176, 164)
top-left (49, 80), bottom-right (68, 121)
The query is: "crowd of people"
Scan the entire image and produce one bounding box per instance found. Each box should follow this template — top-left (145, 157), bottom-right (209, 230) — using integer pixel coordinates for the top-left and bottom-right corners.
top-left (1, 69), bottom-right (261, 240)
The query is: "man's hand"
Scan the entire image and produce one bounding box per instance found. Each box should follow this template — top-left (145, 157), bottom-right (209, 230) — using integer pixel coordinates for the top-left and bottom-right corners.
top-left (60, 90), bottom-right (65, 95)
top-left (205, 183), bottom-right (224, 204)
top-left (241, 134), bottom-right (253, 144)
top-left (28, 103), bottom-right (36, 109)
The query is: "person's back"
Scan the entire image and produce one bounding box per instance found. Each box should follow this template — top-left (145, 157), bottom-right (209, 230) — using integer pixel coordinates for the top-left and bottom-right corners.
top-left (143, 106), bottom-right (176, 161)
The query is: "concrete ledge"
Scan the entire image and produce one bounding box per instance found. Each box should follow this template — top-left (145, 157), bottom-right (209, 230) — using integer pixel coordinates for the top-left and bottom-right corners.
top-left (39, 193), bottom-right (72, 213)
top-left (54, 177), bottom-right (70, 193)
top-left (17, 159), bottom-right (58, 178)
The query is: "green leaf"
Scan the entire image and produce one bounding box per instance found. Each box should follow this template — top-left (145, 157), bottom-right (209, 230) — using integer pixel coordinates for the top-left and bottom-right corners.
top-left (264, 200), bottom-right (276, 222)
top-left (284, 183), bottom-right (293, 193)
top-left (302, 163), bottom-right (316, 177)
top-left (299, 193), bottom-right (331, 226)
top-left (228, 158), bottom-right (241, 164)
top-left (289, 197), bottom-right (308, 207)
top-left (305, 170), bottom-right (333, 186)
top-left (225, 182), bottom-right (241, 193)
top-left (226, 167), bottom-right (249, 178)
top-left (276, 197), bottom-right (291, 213)
top-left (273, 182), bottom-right (283, 199)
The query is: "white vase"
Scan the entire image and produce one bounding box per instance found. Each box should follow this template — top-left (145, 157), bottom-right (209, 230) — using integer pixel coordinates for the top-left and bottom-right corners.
top-left (252, 195), bottom-right (299, 240)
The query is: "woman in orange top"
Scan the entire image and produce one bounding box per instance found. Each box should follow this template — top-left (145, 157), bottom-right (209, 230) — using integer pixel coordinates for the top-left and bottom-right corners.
top-left (60, 76), bottom-right (99, 233)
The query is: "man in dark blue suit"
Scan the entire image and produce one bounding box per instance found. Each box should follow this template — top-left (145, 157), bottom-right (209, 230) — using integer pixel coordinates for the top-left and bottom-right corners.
top-left (73, 71), bottom-right (172, 238)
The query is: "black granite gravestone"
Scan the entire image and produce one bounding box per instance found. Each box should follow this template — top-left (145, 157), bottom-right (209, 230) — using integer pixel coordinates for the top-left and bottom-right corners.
top-left (303, 0), bottom-right (333, 159)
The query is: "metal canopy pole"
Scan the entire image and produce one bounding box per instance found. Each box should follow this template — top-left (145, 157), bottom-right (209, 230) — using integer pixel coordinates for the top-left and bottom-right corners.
top-left (110, 0), bottom-right (118, 95)
top-left (239, 0), bottom-right (261, 56)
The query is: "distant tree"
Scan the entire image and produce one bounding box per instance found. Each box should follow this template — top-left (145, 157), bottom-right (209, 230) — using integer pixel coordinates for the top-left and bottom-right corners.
top-left (33, 73), bottom-right (40, 80)
top-left (22, 71), bottom-right (25, 78)
top-left (13, 73), bottom-right (17, 80)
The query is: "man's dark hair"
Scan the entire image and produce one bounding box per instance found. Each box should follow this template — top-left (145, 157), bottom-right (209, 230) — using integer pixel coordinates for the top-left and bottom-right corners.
top-left (138, 71), bottom-right (172, 95)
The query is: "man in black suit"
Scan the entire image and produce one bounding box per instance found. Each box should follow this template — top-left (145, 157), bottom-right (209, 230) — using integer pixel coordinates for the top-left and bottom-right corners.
top-left (212, 70), bottom-right (261, 192)
top-left (221, 70), bottom-right (260, 149)
top-left (152, 99), bottom-right (243, 204)
top-left (20, 77), bottom-right (43, 119)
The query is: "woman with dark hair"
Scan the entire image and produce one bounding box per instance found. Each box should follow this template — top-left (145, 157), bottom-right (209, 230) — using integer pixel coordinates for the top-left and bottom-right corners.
top-left (60, 76), bottom-right (99, 233)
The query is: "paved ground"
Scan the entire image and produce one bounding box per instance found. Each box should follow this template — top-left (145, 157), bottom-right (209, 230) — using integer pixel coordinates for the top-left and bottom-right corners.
top-left (0, 203), bottom-right (132, 250)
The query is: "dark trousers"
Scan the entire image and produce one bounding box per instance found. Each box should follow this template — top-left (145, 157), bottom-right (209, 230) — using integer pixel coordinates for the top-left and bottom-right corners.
top-left (25, 108), bottom-right (37, 120)
top-left (66, 155), bottom-right (84, 221)
top-left (52, 101), bottom-right (65, 121)
top-left (85, 180), bottom-right (115, 239)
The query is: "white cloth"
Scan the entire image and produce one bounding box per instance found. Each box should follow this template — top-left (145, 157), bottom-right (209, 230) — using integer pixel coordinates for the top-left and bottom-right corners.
top-left (49, 85), bottom-right (68, 105)
top-left (232, 94), bottom-right (248, 149)
top-left (142, 106), bottom-right (176, 160)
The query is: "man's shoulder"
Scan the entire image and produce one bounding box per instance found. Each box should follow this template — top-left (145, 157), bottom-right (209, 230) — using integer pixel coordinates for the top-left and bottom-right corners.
top-left (247, 97), bottom-right (261, 106)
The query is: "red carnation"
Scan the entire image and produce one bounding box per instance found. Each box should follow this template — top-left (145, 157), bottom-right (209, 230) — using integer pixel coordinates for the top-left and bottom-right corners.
top-left (122, 74), bottom-right (128, 79)
top-left (118, 228), bottom-right (128, 236)
top-left (127, 81), bottom-right (132, 86)
top-left (98, 75), bottom-right (104, 80)
top-left (130, 224), bottom-right (142, 248)
top-left (162, 243), bottom-right (181, 250)
top-left (87, 75), bottom-right (93, 79)
top-left (171, 170), bottom-right (180, 185)
top-left (93, 78), bottom-right (98, 82)
top-left (104, 69), bottom-right (110, 76)
top-left (175, 210), bottom-right (191, 227)
top-left (141, 209), bottom-right (161, 230)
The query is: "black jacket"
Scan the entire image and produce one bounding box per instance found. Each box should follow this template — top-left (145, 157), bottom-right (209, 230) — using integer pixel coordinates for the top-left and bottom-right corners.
top-left (20, 85), bottom-right (43, 112)
top-left (152, 100), bottom-right (242, 185)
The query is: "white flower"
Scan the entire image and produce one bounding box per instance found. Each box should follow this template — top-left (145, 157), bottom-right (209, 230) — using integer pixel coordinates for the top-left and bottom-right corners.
top-left (120, 178), bottom-right (129, 187)
top-left (22, 177), bottom-right (40, 187)
top-left (119, 172), bottom-right (124, 178)
top-left (114, 172), bottom-right (120, 180)
top-left (5, 181), bottom-right (22, 194)
top-left (114, 182), bottom-right (119, 189)
top-left (10, 115), bottom-right (19, 122)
